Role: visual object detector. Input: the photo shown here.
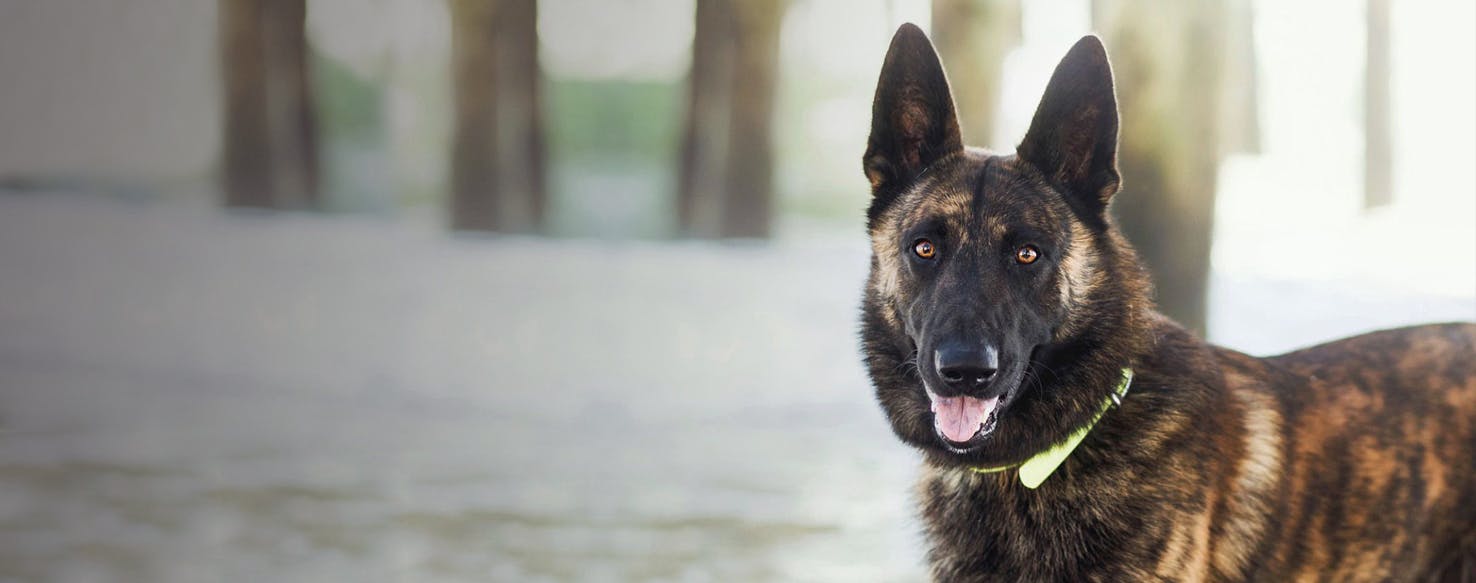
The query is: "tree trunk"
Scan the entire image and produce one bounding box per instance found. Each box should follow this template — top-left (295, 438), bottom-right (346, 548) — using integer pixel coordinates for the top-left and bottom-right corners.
top-left (720, 0), bottom-right (783, 238)
top-left (449, 0), bottom-right (546, 233)
top-left (676, 0), bottom-right (736, 237)
top-left (931, 0), bottom-right (1020, 148)
top-left (219, 0), bottom-right (319, 209)
top-left (1364, 0), bottom-right (1392, 208)
top-left (676, 0), bottom-right (783, 239)
top-left (1095, 0), bottom-right (1235, 336)
top-left (495, 0), bottom-right (546, 228)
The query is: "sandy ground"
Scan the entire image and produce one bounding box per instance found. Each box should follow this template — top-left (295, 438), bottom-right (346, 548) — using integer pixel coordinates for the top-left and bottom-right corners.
top-left (0, 193), bottom-right (1471, 582)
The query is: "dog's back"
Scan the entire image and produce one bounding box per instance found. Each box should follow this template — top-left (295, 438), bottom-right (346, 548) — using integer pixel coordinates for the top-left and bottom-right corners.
top-left (1256, 323), bottom-right (1476, 580)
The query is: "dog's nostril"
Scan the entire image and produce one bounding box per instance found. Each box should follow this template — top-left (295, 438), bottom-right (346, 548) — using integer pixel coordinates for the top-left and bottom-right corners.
top-left (938, 365), bottom-right (996, 386)
top-left (935, 345), bottom-right (1000, 388)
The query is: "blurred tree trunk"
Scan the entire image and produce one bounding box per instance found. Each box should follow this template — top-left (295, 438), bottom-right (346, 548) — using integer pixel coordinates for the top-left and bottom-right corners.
top-left (498, 0), bottom-right (547, 227)
top-left (931, 0), bottom-right (1020, 148)
top-left (1364, 0), bottom-right (1392, 208)
top-left (677, 0), bottom-right (784, 239)
top-left (677, 0), bottom-right (736, 236)
top-left (1095, 0), bottom-right (1244, 336)
top-left (450, 0), bottom-right (499, 231)
top-left (220, 0), bottom-right (319, 209)
top-left (450, 0), bottom-right (546, 233)
top-left (720, 0), bottom-right (783, 238)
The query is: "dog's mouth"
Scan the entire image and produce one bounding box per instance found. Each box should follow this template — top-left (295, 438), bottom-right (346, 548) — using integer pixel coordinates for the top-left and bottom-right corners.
top-left (924, 379), bottom-right (1022, 451)
top-left (905, 339), bottom-right (1036, 451)
top-left (929, 392), bottom-right (1001, 445)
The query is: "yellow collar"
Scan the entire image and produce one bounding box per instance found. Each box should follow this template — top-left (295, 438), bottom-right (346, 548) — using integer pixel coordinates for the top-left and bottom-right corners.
top-left (970, 368), bottom-right (1133, 489)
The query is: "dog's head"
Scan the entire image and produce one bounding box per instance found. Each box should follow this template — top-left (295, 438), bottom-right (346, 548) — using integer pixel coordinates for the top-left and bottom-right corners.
top-left (861, 25), bottom-right (1152, 467)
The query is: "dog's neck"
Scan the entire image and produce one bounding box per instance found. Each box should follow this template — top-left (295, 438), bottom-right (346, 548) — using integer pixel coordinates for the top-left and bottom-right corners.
top-left (968, 367), bottom-right (1134, 488)
top-left (917, 318), bottom-right (1228, 579)
top-left (926, 312), bottom-right (1208, 495)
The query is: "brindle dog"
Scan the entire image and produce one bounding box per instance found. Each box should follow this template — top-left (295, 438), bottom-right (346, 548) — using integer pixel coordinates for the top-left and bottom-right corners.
top-left (860, 24), bottom-right (1476, 582)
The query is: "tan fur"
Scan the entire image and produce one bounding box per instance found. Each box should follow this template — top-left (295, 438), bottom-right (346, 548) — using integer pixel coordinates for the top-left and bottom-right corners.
top-left (1156, 506), bottom-right (1213, 582)
top-left (1213, 377), bottom-right (1284, 578)
top-left (1055, 219), bottom-right (1101, 341)
top-left (868, 180), bottom-right (920, 302)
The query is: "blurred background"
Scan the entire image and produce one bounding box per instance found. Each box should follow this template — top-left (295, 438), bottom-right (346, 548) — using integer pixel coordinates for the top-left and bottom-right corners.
top-left (0, 0), bottom-right (1471, 580)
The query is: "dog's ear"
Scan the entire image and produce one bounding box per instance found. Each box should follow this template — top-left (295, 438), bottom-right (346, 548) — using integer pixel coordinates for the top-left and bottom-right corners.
top-left (864, 23), bottom-right (962, 220)
top-left (1017, 35), bottom-right (1121, 214)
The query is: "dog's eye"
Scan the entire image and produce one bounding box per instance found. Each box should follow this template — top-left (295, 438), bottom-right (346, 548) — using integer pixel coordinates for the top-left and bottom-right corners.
top-left (913, 239), bottom-right (937, 260)
top-left (1015, 245), bottom-right (1040, 265)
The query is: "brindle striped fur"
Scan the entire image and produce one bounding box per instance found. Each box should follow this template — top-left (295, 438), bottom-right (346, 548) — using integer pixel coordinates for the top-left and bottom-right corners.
top-left (859, 25), bottom-right (1476, 582)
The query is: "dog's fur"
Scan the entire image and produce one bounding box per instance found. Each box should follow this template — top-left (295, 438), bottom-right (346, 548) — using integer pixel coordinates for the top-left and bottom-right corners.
top-left (860, 24), bottom-right (1476, 581)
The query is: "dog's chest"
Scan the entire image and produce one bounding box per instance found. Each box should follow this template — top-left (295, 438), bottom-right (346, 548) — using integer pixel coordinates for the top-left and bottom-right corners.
top-left (917, 466), bottom-right (1208, 581)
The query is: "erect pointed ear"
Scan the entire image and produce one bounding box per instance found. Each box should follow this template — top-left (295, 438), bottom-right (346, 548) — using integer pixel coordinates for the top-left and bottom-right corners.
top-left (864, 23), bottom-right (963, 219)
top-left (1017, 35), bottom-right (1121, 213)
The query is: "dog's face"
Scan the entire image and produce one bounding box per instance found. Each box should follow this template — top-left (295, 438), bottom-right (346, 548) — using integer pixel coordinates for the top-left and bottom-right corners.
top-left (861, 26), bottom-right (1146, 466)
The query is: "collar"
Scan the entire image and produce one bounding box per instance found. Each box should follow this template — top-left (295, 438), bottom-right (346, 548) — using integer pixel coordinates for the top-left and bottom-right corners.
top-left (970, 368), bottom-right (1134, 489)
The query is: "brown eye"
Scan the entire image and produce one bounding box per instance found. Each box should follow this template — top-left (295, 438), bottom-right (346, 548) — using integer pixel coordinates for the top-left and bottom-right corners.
top-left (913, 239), bottom-right (936, 259)
top-left (1015, 245), bottom-right (1040, 265)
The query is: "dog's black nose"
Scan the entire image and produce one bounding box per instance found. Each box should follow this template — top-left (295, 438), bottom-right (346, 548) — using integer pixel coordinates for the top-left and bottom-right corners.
top-left (934, 344), bottom-right (999, 391)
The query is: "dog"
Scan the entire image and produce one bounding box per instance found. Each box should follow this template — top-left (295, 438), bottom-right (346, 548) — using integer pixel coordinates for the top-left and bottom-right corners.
top-left (859, 24), bottom-right (1476, 581)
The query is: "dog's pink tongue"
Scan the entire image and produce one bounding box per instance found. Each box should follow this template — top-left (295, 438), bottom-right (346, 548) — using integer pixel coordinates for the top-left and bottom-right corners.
top-left (931, 395), bottom-right (999, 443)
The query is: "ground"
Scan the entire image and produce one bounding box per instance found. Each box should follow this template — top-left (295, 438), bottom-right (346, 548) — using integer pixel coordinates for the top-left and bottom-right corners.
top-left (0, 192), bottom-right (1470, 582)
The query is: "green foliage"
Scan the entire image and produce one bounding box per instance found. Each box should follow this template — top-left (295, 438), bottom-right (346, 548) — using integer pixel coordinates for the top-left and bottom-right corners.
top-left (543, 79), bottom-right (682, 238)
top-left (311, 51), bottom-right (395, 212)
top-left (311, 52), bottom-right (385, 141)
top-left (547, 79), bottom-right (680, 163)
